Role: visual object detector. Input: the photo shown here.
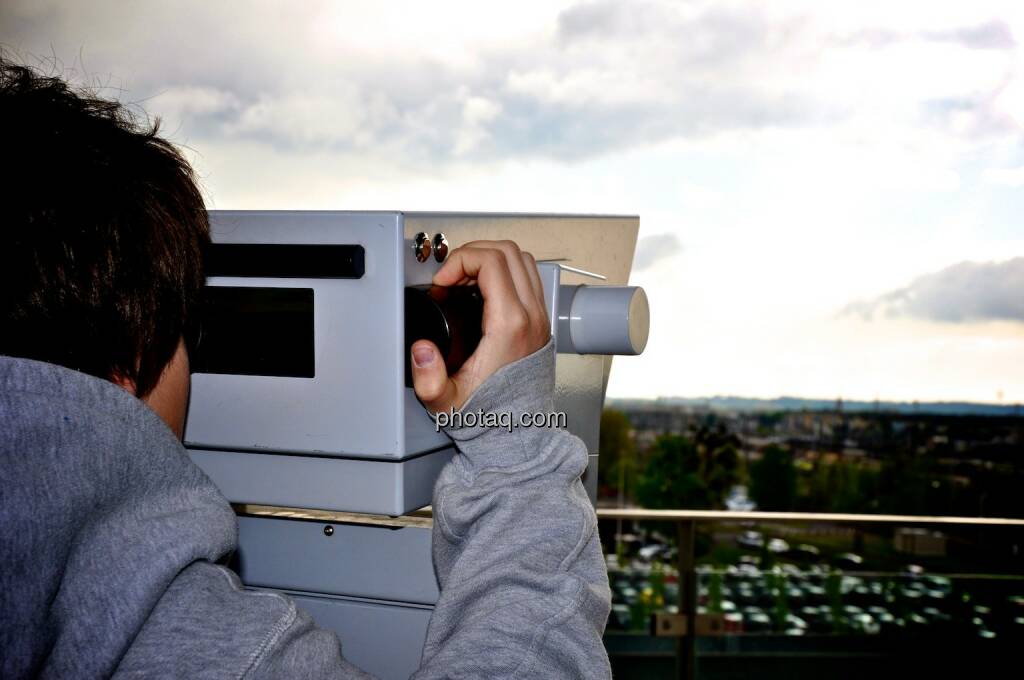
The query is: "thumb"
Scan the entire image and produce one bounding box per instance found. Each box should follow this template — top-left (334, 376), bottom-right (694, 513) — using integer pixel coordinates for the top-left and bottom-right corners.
top-left (410, 340), bottom-right (459, 414)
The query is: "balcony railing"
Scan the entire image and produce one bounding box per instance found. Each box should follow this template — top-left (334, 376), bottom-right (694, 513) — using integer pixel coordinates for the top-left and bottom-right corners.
top-left (236, 504), bottom-right (1024, 680)
top-left (235, 503), bottom-right (1024, 529)
top-left (592, 509), bottom-right (1024, 680)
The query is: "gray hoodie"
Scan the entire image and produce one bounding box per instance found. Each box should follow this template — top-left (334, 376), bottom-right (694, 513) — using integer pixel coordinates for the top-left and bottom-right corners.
top-left (0, 341), bottom-right (611, 679)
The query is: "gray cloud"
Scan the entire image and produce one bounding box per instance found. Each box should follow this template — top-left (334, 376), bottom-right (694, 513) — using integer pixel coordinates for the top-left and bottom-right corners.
top-left (557, 0), bottom-right (673, 40)
top-left (633, 233), bottom-right (683, 272)
top-left (0, 0), bottom-right (830, 164)
top-left (0, 1), bottom-right (1017, 165)
top-left (928, 20), bottom-right (1016, 50)
top-left (841, 20), bottom-right (1016, 50)
top-left (836, 19), bottom-right (1018, 141)
top-left (920, 93), bottom-right (1020, 141)
top-left (843, 258), bottom-right (1024, 323)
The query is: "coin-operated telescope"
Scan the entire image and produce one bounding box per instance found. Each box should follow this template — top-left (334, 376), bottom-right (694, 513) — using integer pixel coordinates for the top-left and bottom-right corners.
top-left (184, 211), bottom-right (649, 679)
top-left (186, 211), bottom-right (648, 514)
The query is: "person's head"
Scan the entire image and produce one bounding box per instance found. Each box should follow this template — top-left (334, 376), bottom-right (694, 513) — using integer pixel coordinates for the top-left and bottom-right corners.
top-left (0, 56), bottom-right (209, 437)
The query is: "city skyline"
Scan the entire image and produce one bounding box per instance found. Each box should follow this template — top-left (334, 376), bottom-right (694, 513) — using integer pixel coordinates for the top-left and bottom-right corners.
top-left (3, 1), bottom-right (1023, 403)
top-left (610, 393), bottom-right (1023, 415)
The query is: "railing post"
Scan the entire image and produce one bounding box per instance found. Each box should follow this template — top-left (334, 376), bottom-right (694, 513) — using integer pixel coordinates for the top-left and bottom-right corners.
top-left (677, 519), bottom-right (696, 680)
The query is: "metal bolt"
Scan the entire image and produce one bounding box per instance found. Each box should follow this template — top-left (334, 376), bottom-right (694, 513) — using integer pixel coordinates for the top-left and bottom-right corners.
top-left (412, 232), bottom-right (431, 263)
top-left (432, 233), bottom-right (449, 263)
top-left (323, 525), bottom-right (334, 536)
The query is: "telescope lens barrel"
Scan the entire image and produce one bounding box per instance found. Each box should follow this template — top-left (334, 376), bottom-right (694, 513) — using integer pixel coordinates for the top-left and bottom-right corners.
top-left (404, 285), bottom-right (483, 386)
top-left (404, 280), bottom-right (650, 387)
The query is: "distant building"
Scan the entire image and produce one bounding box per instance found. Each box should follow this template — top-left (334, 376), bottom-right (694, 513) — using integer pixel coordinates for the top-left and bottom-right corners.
top-left (894, 528), bottom-right (947, 557)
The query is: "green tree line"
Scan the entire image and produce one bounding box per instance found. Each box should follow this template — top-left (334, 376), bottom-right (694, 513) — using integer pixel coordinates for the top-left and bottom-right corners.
top-left (599, 408), bottom-right (1022, 516)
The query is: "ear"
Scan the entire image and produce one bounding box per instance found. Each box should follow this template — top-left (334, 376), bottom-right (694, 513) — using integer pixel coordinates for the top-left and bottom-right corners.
top-left (109, 371), bottom-right (138, 396)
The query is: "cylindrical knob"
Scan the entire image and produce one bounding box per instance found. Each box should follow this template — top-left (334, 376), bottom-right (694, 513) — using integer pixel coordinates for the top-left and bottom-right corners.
top-left (557, 285), bottom-right (649, 355)
top-left (412, 232), bottom-right (431, 263)
top-left (432, 233), bottom-right (449, 262)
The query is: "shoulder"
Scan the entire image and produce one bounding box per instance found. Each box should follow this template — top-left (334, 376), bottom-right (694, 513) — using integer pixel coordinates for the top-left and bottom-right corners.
top-left (115, 561), bottom-right (319, 679)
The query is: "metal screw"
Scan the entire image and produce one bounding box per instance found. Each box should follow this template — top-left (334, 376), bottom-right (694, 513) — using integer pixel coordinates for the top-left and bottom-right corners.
top-left (432, 233), bottom-right (449, 263)
top-left (323, 525), bottom-right (334, 536)
top-left (412, 232), bottom-right (431, 263)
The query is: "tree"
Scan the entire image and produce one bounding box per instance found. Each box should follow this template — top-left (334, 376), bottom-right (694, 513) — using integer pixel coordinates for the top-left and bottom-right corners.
top-left (750, 445), bottom-right (797, 511)
top-left (691, 424), bottom-right (746, 507)
top-left (801, 458), bottom-right (877, 514)
top-left (634, 434), bottom-right (711, 510)
top-left (598, 409), bottom-right (636, 498)
top-left (706, 443), bottom-right (744, 502)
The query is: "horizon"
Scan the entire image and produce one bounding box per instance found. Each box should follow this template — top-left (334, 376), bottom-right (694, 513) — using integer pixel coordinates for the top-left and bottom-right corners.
top-left (609, 393), bottom-right (1023, 410)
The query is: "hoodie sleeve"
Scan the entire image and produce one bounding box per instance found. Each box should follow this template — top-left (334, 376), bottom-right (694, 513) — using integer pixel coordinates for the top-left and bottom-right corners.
top-left (411, 339), bottom-right (612, 679)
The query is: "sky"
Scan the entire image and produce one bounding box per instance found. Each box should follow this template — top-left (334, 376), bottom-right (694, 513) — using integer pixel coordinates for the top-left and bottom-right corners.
top-left (3, 0), bottom-right (1024, 403)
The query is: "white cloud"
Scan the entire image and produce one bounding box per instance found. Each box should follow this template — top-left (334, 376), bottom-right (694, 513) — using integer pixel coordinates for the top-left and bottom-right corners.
top-left (226, 88), bottom-right (381, 148)
top-left (453, 93), bottom-right (502, 155)
top-left (633, 233), bottom-right (683, 272)
top-left (150, 86), bottom-right (238, 120)
top-left (982, 165), bottom-right (1024, 186)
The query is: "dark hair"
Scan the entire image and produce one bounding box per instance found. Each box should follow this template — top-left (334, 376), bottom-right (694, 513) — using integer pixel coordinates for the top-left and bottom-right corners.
top-left (0, 57), bottom-right (209, 397)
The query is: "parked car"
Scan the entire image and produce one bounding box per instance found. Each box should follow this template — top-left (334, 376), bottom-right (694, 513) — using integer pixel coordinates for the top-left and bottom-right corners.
top-left (788, 543), bottom-right (822, 560)
top-left (835, 552), bottom-right (864, 569)
top-left (638, 543), bottom-right (665, 561)
top-left (738, 530), bottom-right (764, 549)
top-left (742, 606), bottom-right (773, 633)
top-left (608, 603), bottom-right (632, 629)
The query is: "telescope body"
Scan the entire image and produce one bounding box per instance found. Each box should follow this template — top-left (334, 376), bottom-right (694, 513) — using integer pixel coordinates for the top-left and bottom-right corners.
top-left (186, 211), bottom-right (645, 515)
top-left (183, 211), bottom-right (647, 679)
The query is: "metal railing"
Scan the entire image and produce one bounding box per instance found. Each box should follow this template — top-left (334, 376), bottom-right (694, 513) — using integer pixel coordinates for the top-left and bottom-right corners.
top-left (236, 504), bottom-right (1024, 680)
top-left (235, 503), bottom-right (1024, 529)
top-left (593, 509), bottom-right (1024, 680)
top-left (595, 508), bottom-right (1024, 526)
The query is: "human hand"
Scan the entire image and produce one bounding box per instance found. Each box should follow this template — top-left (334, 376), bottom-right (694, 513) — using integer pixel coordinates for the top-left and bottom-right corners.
top-left (410, 240), bottom-right (550, 414)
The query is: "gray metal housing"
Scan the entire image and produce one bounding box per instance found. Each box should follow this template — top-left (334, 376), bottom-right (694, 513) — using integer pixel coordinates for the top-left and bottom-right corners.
top-left (185, 211), bottom-right (639, 515)
top-left (187, 211), bottom-right (643, 679)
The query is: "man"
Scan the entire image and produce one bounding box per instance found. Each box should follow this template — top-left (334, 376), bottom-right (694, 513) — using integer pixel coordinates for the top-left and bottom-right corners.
top-left (0, 58), bottom-right (612, 678)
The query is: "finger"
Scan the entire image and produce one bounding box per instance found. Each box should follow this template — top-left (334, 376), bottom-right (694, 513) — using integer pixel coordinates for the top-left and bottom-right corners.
top-left (458, 240), bottom-right (532, 309)
top-left (461, 242), bottom-right (547, 348)
top-left (520, 250), bottom-right (548, 316)
top-left (460, 240), bottom-right (545, 325)
top-left (433, 246), bottom-right (525, 321)
top-left (518, 251), bottom-right (550, 343)
top-left (410, 340), bottom-right (460, 413)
